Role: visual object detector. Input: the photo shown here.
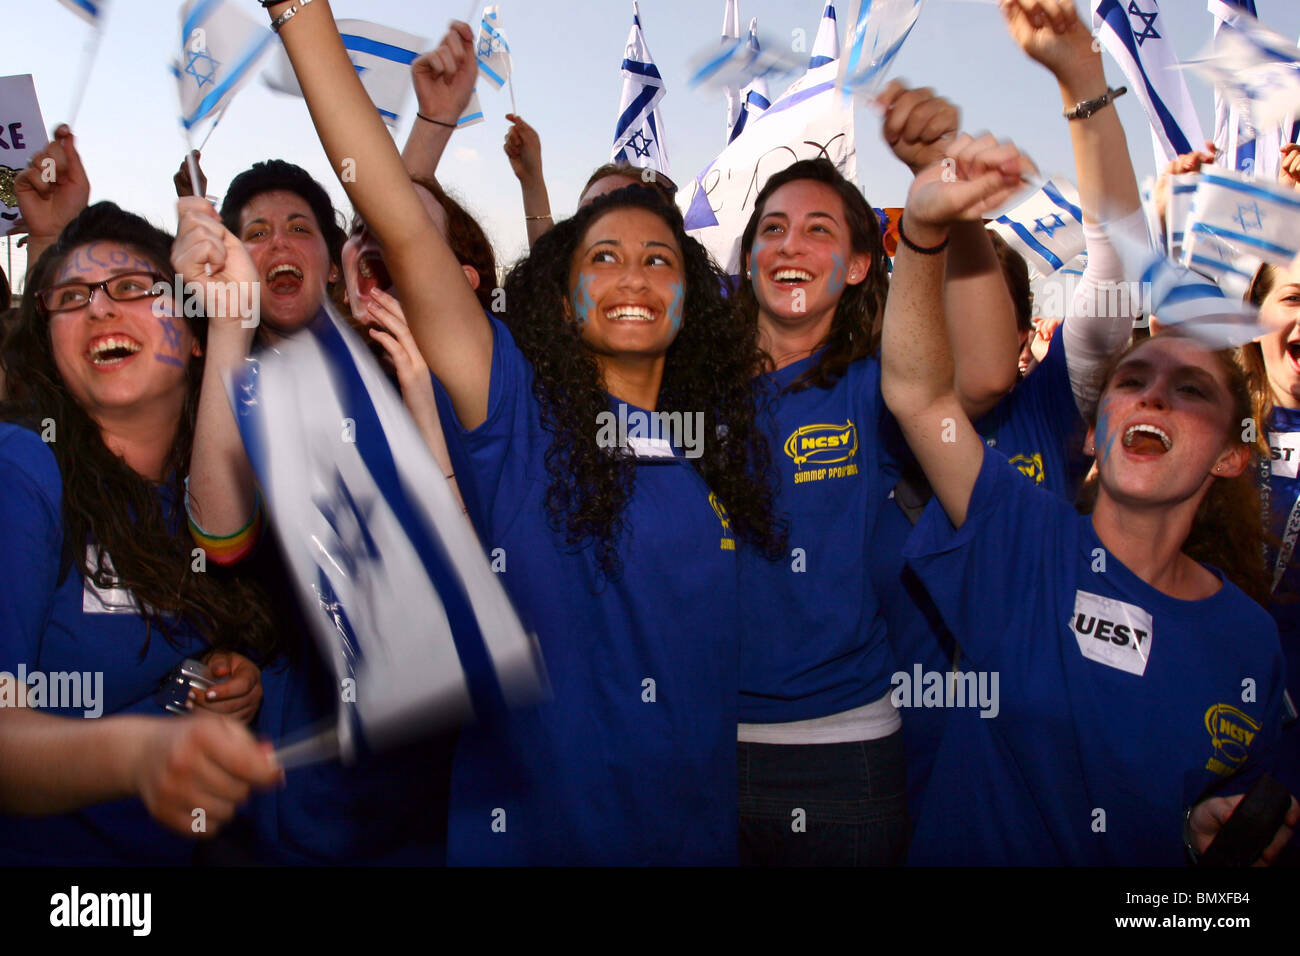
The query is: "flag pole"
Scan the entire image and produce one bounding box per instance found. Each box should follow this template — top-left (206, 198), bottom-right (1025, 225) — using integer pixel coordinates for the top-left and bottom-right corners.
top-left (507, 74), bottom-right (518, 115)
top-left (67, 23), bottom-right (104, 128)
top-left (196, 100), bottom-right (230, 153)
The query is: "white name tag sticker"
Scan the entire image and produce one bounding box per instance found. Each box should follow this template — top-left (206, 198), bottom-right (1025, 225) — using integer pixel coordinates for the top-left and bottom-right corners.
top-left (625, 436), bottom-right (676, 459)
top-left (1069, 590), bottom-right (1153, 676)
top-left (1271, 433), bottom-right (1300, 480)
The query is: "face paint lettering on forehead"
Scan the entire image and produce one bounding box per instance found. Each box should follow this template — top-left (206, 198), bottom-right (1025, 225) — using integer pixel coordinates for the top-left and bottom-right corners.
top-left (56, 242), bottom-right (157, 283)
top-left (571, 272), bottom-right (597, 326)
top-left (667, 281), bottom-right (684, 334)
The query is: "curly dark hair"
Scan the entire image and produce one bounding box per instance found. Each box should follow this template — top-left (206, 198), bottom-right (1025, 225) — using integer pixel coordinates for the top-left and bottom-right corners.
top-left (1, 202), bottom-right (276, 657)
top-left (734, 158), bottom-right (890, 392)
top-left (1076, 333), bottom-right (1269, 605)
top-left (502, 186), bottom-right (785, 578)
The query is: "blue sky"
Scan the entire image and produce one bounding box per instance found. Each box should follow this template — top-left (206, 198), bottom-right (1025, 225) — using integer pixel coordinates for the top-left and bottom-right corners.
top-left (4, 0), bottom-right (1300, 280)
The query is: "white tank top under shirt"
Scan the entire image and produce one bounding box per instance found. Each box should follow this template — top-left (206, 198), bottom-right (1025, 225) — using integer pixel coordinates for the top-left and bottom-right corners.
top-left (737, 691), bottom-right (900, 745)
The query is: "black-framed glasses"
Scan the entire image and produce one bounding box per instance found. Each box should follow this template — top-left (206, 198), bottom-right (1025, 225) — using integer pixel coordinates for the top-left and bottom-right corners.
top-left (37, 271), bottom-right (165, 314)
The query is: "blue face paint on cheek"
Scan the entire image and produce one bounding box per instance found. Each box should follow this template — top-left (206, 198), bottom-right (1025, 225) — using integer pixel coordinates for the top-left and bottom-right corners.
top-left (571, 273), bottom-right (597, 325)
top-left (1094, 397), bottom-right (1120, 466)
top-left (826, 252), bottom-right (847, 296)
top-left (667, 281), bottom-right (684, 333)
top-left (155, 314), bottom-right (186, 368)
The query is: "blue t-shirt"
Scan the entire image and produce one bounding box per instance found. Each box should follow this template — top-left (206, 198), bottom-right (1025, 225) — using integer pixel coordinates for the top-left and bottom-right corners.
top-left (738, 353), bottom-right (895, 723)
top-left (441, 318), bottom-right (740, 865)
top-left (874, 334), bottom-right (1089, 810)
top-left (0, 424), bottom-right (207, 865)
top-left (903, 446), bottom-right (1285, 866)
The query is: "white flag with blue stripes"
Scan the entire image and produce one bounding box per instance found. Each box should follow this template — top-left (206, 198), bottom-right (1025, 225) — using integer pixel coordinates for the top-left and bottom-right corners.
top-left (729, 18), bottom-right (773, 143)
top-left (173, 0), bottom-right (274, 133)
top-left (263, 19), bottom-right (429, 128)
top-left (230, 305), bottom-right (547, 760)
top-left (682, 60), bottom-right (856, 275)
top-left (1181, 166), bottom-right (1300, 297)
top-left (840, 0), bottom-right (925, 96)
top-left (809, 1), bottom-right (841, 69)
top-left (989, 178), bottom-right (1087, 280)
top-left (613, 1), bottom-right (670, 176)
top-left (56, 0), bottom-right (105, 25)
top-left (689, 22), bottom-right (803, 95)
top-left (475, 5), bottom-right (512, 91)
top-left (1090, 0), bottom-right (1205, 164)
top-left (722, 0), bottom-right (742, 141)
top-left (1166, 171), bottom-right (1199, 260)
top-left (1137, 253), bottom-right (1262, 346)
top-left (1189, 6), bottom-right (1300, 133)
top-left (1208, 0), bottom-right (1282, 181)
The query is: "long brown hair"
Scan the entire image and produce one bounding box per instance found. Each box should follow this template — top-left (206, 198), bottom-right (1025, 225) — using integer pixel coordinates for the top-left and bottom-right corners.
top-left (1, 203), bottom-right (276, 657)
top-left (734, 158), bottom-right (890, 392)
top-left (1076, 334), bottom-right (1269, 604)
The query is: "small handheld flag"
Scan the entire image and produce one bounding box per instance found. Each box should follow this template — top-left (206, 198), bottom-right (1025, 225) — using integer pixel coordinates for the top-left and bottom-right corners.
top-left (728, 18), bottom-right (772, 144)
top-left (722, 0), bottom-right (742, 142)
top-left (989, 178), bottom-right (1087, 279)
top-left (173, 0), bottom-right (274, 134)
top-left (839, 0), bottom-right (925, 98)
top-left (613, 1), bottom-right (670, 176)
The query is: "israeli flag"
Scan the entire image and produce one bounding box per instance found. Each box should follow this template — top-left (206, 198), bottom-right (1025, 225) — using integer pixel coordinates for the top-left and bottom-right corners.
top-left (809, 1), bottom-right (841, 69)
top-left (1090, 0), bottom-right (1205, 164)
top-left (613, 1), bottom-right (670, 176)
top-left (1189, 7), bottom-right (1300, 133)
top-left (729, 18), bottom-right (772, 144)
top-left (840, 0), bottom-right (925, 96)
top-left (231, 305), bottom-right (547, 761)
top-left (722, 0), bottom-right (742, 142)
top-left (1181, 166), bottom-right (1300, 297)
top-left (56, 0), bottom-right (105, 25)
top-left (989, 178), bottom-right (1087, 279)
top-left (682, 60), bottom-right (856, 274)
top-left (475, 5), bottom-right (512, 90)
top-left (1166, 171), bottom-right (1199, 260)
top-left (263, 19), bottom-right (429, 128)
top-left (1208, 0), bottom-right (1281, 180)
top-left (1138, 253), bottom-right (1262, 346)
top-left (173, 0), bottom-right (275, 132)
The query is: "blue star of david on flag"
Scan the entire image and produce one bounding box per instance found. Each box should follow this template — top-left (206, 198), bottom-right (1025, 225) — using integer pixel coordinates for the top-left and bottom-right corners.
top-left (1127, 2), bottom-right (1160, 46)
top-left (1034, 214), bottom-right (1066, 238)
top-left (185, 49), bottom-right (221, 88)
top-left (1234, 202), bottom-right (1264, 232)
top-left (628, 128), bottom-right (655, 158)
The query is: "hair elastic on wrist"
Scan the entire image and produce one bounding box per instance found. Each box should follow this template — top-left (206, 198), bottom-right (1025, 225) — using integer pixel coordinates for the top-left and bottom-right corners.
top-left (418, 112), bottom-right (459, 129)
top-left (897, 215), bottom-right (950, 255)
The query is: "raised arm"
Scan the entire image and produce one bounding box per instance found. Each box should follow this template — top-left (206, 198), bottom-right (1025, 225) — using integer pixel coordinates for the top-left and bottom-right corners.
top-left (268, 2), bottom-right (492, 427)
top-left (13, 126), bottom-right (89, 281)
top-left (503, 114), bottom-right (554, 247)
top-left (878, 81), bottom-right (1019, 419)
top-left (400, 25), bottom-right (478, 183)
top-left (881, 138), bottom-right (1030, 528)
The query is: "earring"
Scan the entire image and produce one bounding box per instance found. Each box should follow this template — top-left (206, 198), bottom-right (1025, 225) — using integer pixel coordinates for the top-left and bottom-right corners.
top-left (746, 270), bottom-right (752, 280)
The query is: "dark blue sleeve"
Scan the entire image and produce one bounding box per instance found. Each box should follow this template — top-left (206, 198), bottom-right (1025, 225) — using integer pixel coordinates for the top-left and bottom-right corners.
top-left (0, 429), bottom-right (63, 674)
top-left (902, 444), bottom-right (1074, 666)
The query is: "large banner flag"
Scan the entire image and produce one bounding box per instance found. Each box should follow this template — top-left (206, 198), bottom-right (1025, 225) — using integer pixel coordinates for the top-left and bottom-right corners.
top-left (1208, 0), bottom-right (1281, 180)
top-left (173, 0), bottom-right (275, 133)
top-left (728, 18), bottom-right (772, 144)
top-left (264, 19), bottom-right (429, 128)
top-left (0, 75), bottom-right (50, 237)
top-left (809, 1), bottom-right (841, 69)
top-left (722, 0), bottom-right (742, 142)
top-left (682, 60), bottom-right (855, 275)
top-left (56, 0), bottom-right (106, 24)
top-left (231, 305), bottom-right (547, 761)
top-left (988, 178), bottom-right (1087, 279)
top-left (840, 0), bottom-right (925, 97)
top-left (1181, 165), bottom-right (1300, 296)
top-left (1091, 0), bottom-right (1205, 165)
top-left (613, 1), bottom-right (670, 176)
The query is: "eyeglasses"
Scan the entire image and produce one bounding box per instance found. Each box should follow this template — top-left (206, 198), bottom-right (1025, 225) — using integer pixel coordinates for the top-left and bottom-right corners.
top-left (37, 272), bottom-right (165, 314)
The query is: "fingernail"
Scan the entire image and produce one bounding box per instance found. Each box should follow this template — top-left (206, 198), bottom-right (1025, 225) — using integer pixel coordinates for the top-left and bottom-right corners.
top-left (207, 689), bottom-right (217, 700)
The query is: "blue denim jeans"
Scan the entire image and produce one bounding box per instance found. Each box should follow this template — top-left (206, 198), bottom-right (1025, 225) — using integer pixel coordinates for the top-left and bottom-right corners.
top-left (738, 732), bottom-right (909, 866)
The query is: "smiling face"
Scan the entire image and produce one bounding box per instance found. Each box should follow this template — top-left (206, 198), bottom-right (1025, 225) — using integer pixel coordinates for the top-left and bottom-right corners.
top-left (46, 241), bottom-right (196, 421)
top-left (566, 206), bottom-right (685, 360)
top-left (1088, 336), bottom-right (1247, 510)
top-left (745, 179), bottom-right (868, 332)
top-left (237, 190), bottom-right (335, 333)
top-left (343, 184), bottom-right (450, 324)
top-left (1252, 264), bottom-right (1300, 409)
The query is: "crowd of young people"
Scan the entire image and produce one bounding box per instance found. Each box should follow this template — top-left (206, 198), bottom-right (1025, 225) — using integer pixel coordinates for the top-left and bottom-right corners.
top-left (1, 0), bottom-right (1298, 866)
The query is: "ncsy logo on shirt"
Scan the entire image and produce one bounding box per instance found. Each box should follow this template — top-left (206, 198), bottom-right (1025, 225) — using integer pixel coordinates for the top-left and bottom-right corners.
top-left (1069, 590), bottom-right (1153, 676)
top-left (783, 421), bottom-right (859, 484)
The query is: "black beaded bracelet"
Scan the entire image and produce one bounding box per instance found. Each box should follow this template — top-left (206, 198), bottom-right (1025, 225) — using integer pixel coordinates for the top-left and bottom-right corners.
top-left (417, 112), bottom-right (458, 129)
top-left (897, 215), bottom-right (950, 255)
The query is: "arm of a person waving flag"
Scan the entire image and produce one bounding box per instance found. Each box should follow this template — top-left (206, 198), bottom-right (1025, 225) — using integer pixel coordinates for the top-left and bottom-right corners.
top-left (267, 0), bottom-right (492, 429)
top-left (401, 24), bottom-right (480, 183)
